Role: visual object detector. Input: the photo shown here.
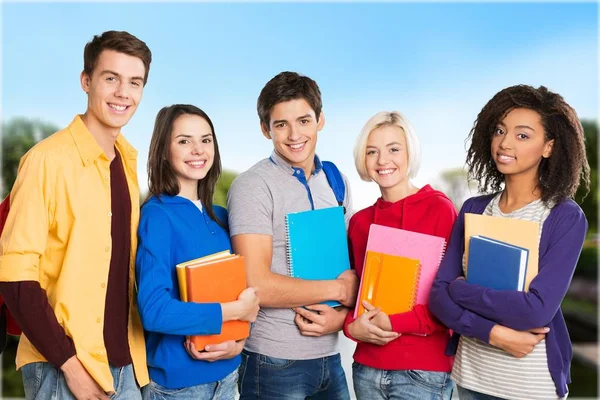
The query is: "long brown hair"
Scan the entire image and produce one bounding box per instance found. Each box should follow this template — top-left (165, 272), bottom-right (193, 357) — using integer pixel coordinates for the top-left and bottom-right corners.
top-left (147, 104), bottom-right (224, 226)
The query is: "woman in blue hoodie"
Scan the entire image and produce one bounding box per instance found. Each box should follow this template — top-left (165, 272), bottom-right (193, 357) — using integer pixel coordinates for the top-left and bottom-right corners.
top-left (136, 104), bottom-right (259, 399)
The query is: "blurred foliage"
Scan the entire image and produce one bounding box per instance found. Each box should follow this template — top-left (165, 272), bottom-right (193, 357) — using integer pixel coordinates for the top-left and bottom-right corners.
top-left (574, 245), bottom-right (598, 281)
top-left (213, 170), bottom-right (237, 208)
top-left (2, 118), bottom-right (57, 197)
top-left (575, 121), bottom-right (597, 234)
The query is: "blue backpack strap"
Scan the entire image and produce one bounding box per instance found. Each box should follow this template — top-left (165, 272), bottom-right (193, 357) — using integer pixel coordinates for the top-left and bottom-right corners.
top-left (322, 161), bottom-right (346, 214)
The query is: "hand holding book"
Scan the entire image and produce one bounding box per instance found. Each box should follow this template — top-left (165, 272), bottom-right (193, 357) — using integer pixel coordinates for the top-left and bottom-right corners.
top-left (347, 302), bottom-right (399, 346)
top-left (222, 287), bottom-right (259, 323)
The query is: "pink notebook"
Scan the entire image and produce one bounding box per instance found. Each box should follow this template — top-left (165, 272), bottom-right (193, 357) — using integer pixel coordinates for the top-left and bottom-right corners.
top-left (364, 224), bottom-right (446, 305)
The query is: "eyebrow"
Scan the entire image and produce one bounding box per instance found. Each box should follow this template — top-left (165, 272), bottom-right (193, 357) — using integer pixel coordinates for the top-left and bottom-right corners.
top-left (100, 69), bottom-right (144, 82)
top-left (174, 133), bottom-right (213, 139)
top-left (497, 122), bottom-right (536, 132)
top-left (366, 142), bottom-right (403, 148)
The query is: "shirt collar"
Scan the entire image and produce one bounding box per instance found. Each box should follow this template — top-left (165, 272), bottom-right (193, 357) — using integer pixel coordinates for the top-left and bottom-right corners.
top-left (67, 115), bottom-right (138, 166)
top-left (269, 150), bottom-right (323, 177)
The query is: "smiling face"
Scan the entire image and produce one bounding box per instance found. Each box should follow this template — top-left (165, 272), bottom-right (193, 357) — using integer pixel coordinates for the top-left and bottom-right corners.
top-left (80, 49), bottom-right (146, 137)
top-left (169, 114), bottom-right (215, 199)
top-left (365, 124), bottom-right (410, 191)
top-left (261, 98), bottom-right (324, 175)
top-left (491, 107), bottom-right (554, 182)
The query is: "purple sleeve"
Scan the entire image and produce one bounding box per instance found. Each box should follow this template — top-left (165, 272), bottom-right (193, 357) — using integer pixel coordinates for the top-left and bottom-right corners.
top-left (0, 281), bottom-right (76, 367)
top-left (447, 205), bottom-right (588, 330)
top-left (428, 199), bottom-right (497, 343)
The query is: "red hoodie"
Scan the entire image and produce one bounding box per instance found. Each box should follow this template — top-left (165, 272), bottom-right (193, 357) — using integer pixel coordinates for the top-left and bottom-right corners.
top-left (343, 184), bottom-right (457, 372)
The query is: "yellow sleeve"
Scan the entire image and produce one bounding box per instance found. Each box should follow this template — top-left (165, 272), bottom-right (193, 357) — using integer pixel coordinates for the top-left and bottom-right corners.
top-left (0, 149), bottom-right (54, 282)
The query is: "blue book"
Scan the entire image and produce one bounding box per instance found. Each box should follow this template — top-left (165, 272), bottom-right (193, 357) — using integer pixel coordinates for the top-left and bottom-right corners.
top-left (467, 235), bottom-right (529, 291)
top-left (285, 206), bottom-right (350, 307)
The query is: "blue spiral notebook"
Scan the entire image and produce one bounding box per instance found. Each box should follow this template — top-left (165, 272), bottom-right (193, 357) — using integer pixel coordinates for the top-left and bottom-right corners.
top-left (285, 206), bottom-right (351, 307)
top-left (467, 235), bottom-right (529, 291)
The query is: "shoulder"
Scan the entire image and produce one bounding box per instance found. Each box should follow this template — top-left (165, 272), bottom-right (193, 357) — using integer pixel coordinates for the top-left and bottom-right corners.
top-left (211, 205), bottom-right (228, 220)
top-left (348, 204), bottom-right (375, 232)
top-left (547, 199), bottom-right (588, 228)
top-left (140, 197), bottom-right (173, 221)
top-left (461, 193), bottom-right (496, 213)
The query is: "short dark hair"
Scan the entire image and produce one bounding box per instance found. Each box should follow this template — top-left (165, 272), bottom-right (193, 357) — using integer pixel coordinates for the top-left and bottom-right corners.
top-left (257, 71), bottom-right (323, 128)
top-left (147, 104), bottom-right (224, 227)
top-left (83, 30), bottom-right (152, 85)
top-left (466, 84), bottom-right (590, 205)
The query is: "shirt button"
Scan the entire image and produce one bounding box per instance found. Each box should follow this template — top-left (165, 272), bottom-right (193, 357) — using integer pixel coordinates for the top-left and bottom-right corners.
top-left (105, 246), bottom-right (110, 252)
top-left (101, 283), bottom-right (106, 288)
top-left (105, 177), bottom-right (109, 181)
top-left (96, 317), bottom-right (101, 323)
top-left (108, 212), bottom-right (112, 217)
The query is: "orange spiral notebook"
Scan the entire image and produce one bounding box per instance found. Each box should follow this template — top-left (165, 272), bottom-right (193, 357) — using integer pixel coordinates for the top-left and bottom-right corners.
top-left (176, 251), bottom-right (250, 350)
top-left (354, 251), bottom-right (421, 318)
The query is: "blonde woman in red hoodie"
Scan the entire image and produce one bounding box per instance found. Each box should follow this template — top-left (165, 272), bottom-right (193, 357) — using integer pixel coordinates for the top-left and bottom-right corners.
top-left (343, 111), bottom-right (457, 400)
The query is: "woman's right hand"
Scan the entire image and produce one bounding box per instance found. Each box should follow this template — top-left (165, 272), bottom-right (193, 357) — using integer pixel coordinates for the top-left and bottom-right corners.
top-left (347, 307), bottom-right (399, 346)
top-left (237, 287), bottom-right (259, 322)
top-left (489, 325), bottom-right (549, 358)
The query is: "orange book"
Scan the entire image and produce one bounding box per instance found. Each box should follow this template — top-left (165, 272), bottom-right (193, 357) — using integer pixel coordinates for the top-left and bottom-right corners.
top-left (355, 251), bottom-right (421, 317)
top-left (464, 213), bottom-right (540, 291)
top-left (180, 253), bottom-right (250, 350)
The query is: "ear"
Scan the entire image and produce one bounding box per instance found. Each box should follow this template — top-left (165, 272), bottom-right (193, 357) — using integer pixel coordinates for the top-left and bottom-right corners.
top-left (261, 122), bottom-right (271, 140)
top-left (316, 112), bottom-right (326, 131)
top-left (542, 139), bottom-right (555, 158)
top-left (80, 71), bottom-right (90, 93)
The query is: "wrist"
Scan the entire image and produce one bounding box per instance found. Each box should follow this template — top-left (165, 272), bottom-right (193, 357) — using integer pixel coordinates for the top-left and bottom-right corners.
top-left (60, 355), bottom-right (80, 373)
top-left (489, 325), bottom-right (503, 347)
top-left (222, 301), bottom-right (242, 322)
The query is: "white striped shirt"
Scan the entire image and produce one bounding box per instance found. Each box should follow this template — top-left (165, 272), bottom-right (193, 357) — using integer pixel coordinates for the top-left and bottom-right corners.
top-left (451, 193), bottom-right (562, 400)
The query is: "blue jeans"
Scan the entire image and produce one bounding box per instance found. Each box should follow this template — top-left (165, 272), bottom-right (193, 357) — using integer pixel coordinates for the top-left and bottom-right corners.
top-left (456, 386), bottom-right (505, 400)
top-left (238, 350), bottom-right (350, 399)
top-left (142, 369), bottom-right (238, 400)
top-left (353, 362), bottom-right (454, 400)
top-left (21, 362), bottom-right (141, 400)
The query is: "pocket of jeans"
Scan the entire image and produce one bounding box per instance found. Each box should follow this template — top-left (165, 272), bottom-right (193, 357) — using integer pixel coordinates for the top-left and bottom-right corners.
top-left (257, 354), bottom-right (295, 369)
top-left (406, 370), bottom-right (449, 393)
top-left (20, 362), bottom-right (44, 399)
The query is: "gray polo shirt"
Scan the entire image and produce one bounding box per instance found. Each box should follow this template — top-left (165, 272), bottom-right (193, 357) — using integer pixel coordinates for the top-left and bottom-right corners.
top-left (227, 151), bottom-right (353, 360)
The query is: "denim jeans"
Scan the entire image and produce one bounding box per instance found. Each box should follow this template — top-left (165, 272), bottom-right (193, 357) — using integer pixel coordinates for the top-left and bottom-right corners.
top-left (456, 386), bottom-right (506, 400)
top-left (21, 362), bottom-right (141, 400)
top-left (142, 369), bottom-right (238, 400)
top-left (238, 350), bottom-right (350, 399)
top-left (352, 362), bottom-right (454, 400)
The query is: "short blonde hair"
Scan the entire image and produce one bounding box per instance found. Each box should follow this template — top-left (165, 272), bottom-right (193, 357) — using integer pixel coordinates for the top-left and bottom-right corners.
top-left (353, 111), bottom-right (421, 182)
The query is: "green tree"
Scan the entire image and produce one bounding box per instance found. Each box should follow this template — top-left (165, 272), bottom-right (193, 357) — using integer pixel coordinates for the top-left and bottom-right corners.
top-left (213, 170), bottom-right (238, 207)
top-left (2, 117), bottom-right (57, 197)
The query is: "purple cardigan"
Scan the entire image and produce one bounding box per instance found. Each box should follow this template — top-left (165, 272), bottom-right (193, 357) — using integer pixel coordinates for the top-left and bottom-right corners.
top-left (429, 194), bottom-right (588, 397)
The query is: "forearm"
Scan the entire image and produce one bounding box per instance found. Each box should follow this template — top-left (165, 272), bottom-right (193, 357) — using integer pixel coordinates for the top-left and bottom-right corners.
top-left (253, 271), bottom-right (343, 308)
top-left (0, 281), bottom-right (76, 368)
top-left (389, 304), bottom-right (448, 335)
top-left (137, 288), bottom-right (222, 336)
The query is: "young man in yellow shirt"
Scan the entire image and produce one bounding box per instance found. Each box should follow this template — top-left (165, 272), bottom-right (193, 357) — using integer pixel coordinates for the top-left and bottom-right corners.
top-left (0, 31), bottom-right (152, 400)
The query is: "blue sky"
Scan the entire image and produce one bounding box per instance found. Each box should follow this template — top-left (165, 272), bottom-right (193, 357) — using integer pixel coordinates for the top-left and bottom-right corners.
top-left (2, 2), bottom-right (598, 208)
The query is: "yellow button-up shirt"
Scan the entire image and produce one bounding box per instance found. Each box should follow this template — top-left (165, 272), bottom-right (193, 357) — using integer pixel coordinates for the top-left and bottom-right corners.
top-left (0, 115), bottom-right (149, 391)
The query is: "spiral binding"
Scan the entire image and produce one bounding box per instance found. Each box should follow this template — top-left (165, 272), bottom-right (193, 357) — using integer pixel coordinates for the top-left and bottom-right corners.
top-left (285, 215), bottom-right (294, 277)
top-left (408, 262), bottom-right (421, 310)
top-left (437, 240), bottom-right (448, 268)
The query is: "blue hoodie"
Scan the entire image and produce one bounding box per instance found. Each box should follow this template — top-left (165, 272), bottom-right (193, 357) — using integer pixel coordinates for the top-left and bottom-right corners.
top-left (136, 194), bottom-right (238, 389)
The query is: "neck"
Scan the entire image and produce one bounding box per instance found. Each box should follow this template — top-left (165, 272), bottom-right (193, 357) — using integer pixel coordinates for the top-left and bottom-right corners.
top-left (81, 112), bottom-right (119, 160)
top-left (177, 180), bottom-right (199, 201)
top-left (500, 173), bottom-right (541, 212)
top-left (380, 179), bottom-right (418, 203)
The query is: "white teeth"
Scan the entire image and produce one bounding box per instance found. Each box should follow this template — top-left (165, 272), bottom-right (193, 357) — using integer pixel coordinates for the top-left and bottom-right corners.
top-left (378, 169), bottom-right (395, 175)
top-left (109, 104), bottom-right (127, 111)
top-left (498, 155), bottom-right (515, 162)
top-left (289, 143), bottom-right (304, 149)
top-left (186, 161), bottom-right (206, 167)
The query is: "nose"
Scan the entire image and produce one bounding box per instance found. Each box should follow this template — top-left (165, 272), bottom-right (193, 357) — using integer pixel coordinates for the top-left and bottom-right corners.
top-left (114, 81), bottom-right (130, 99)
top-left (377, 152), bottom-right (389, 165)
top-left (288, 124), bottom-right (301, 141)
top-left (191, 141), bottom-right (205, 155)
top-left (499, 133), bottom-right (512, 149)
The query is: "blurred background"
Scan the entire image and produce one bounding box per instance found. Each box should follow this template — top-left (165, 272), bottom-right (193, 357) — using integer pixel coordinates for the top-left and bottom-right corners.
top-left (1, 1), bottom-right (597, 399)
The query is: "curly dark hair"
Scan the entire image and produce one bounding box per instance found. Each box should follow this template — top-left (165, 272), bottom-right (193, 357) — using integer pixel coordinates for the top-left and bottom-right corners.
top-left (466, 84), bottom-right (590, 205)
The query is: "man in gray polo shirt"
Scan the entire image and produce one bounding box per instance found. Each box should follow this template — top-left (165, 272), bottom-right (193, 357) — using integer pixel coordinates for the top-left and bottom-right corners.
top-left (227, 71), bottom-right (358, 399)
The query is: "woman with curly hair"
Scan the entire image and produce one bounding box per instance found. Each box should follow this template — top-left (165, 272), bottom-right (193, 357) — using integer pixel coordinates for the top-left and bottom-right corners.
top-left (429, 85), bottom-right (590, 400)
